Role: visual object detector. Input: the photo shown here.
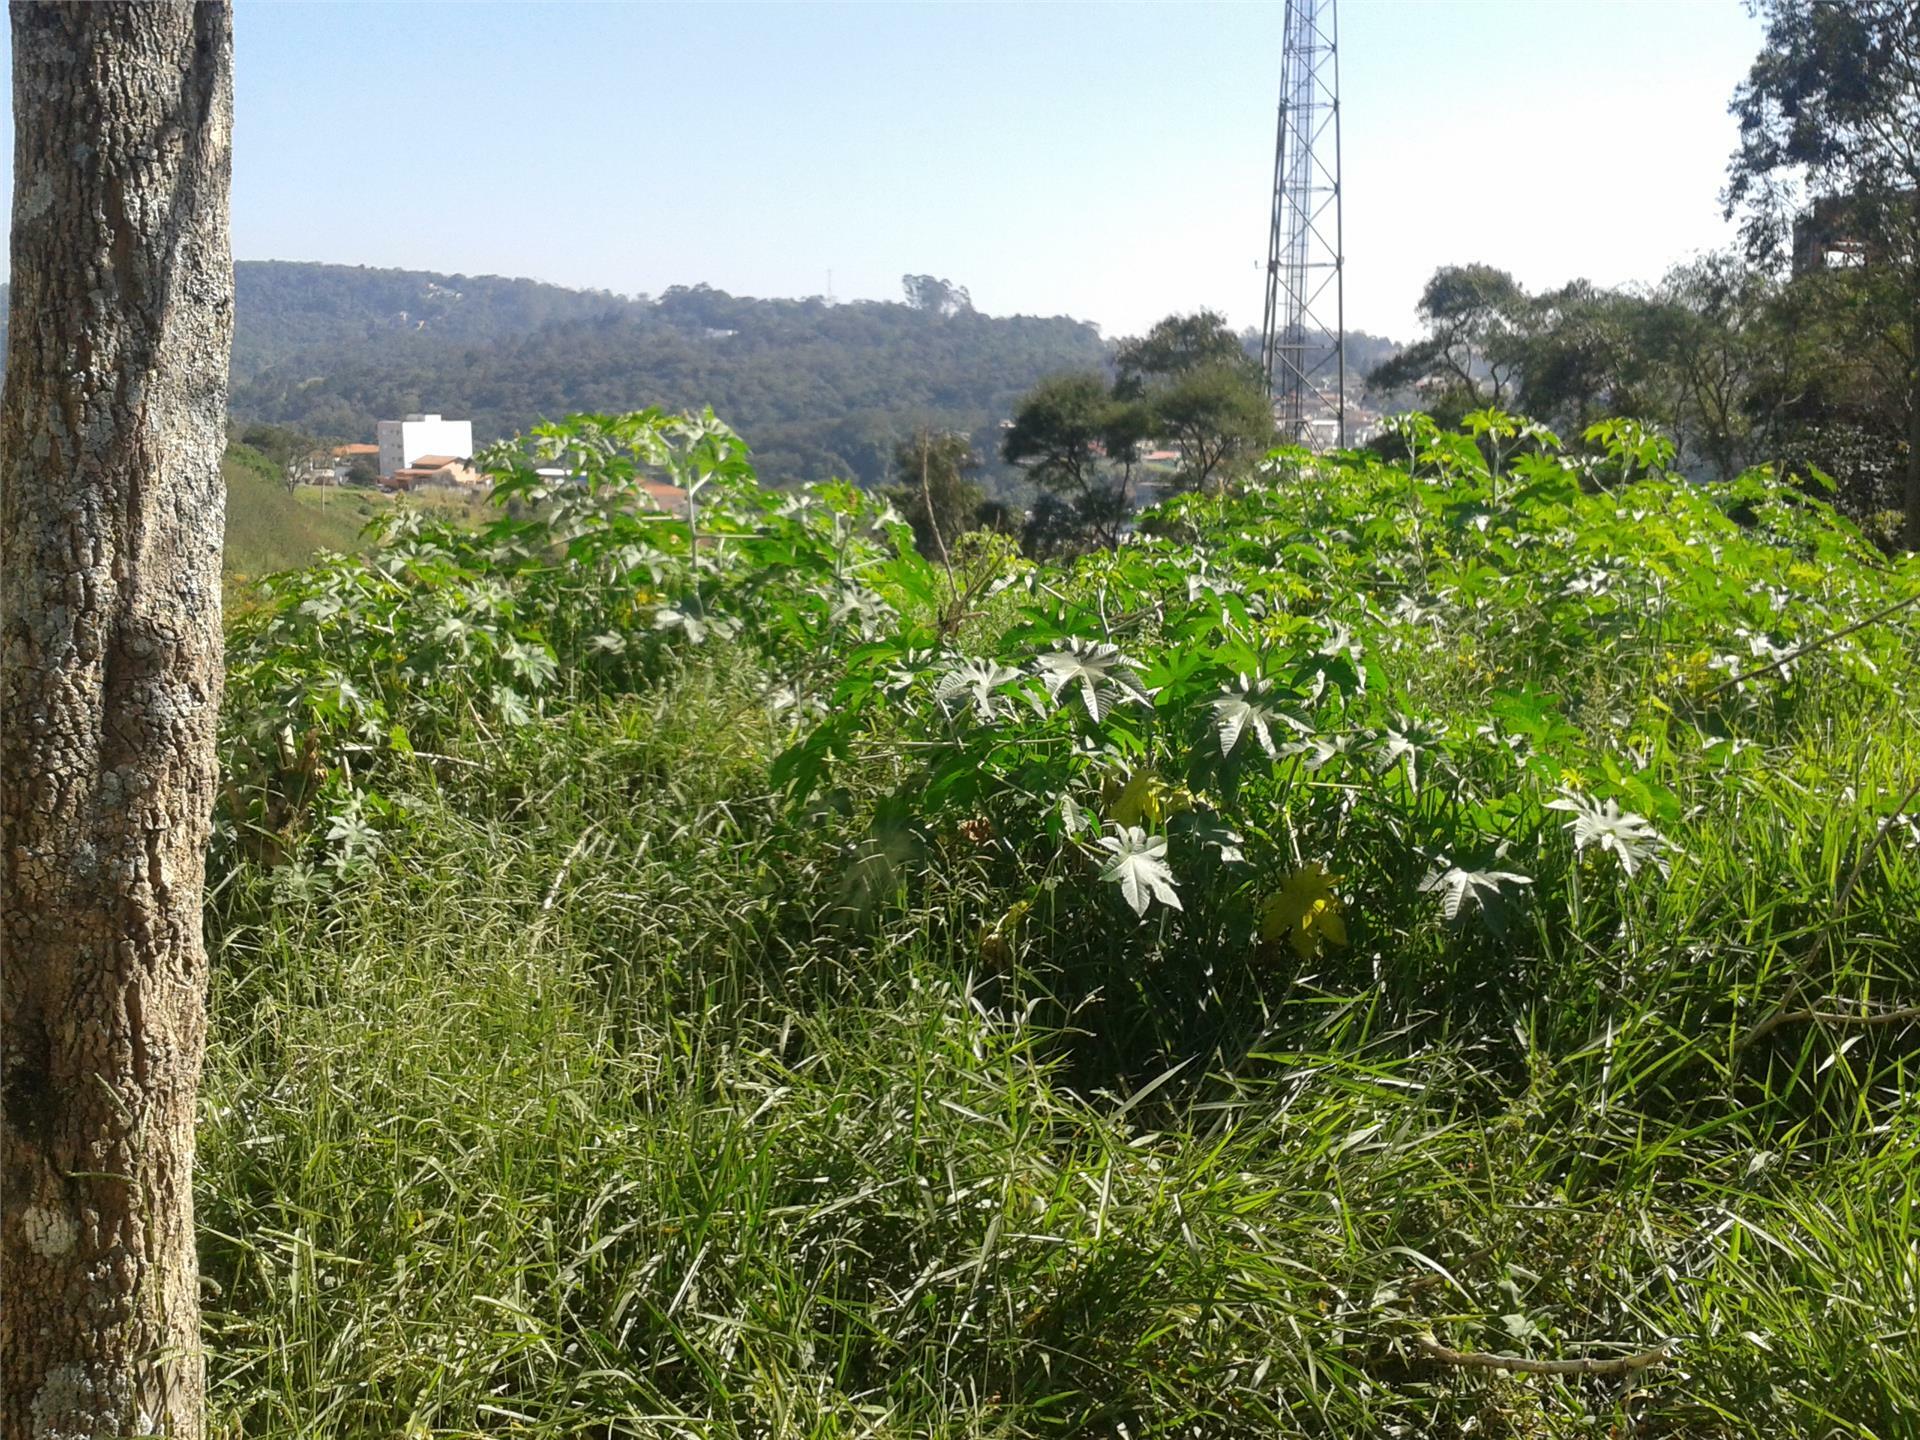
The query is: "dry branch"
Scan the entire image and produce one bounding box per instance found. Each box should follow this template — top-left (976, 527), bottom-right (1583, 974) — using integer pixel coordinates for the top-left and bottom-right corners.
top-left (1737, 1000), bottom-right (1920, 1051)
top-left (1700, 588), bottom-right (1920, 699)
top-left (1416, 1333), bottom-right (1672, 1377)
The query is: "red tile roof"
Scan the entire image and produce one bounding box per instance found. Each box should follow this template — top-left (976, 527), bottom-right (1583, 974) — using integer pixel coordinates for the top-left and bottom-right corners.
top-left (642, 481), bottom-right (689, 515)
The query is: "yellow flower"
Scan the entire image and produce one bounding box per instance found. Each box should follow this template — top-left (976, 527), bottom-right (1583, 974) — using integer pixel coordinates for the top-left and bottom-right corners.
top-left (1258, 862), bottom-right (1348, 960)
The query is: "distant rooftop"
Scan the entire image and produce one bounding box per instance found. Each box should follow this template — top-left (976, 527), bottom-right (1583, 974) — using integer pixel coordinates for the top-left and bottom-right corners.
top-left (643, 481), bottom-right (689, 516)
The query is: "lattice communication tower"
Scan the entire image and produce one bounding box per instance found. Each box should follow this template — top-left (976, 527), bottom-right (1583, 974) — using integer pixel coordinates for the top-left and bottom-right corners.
top-left (1259, 0), bottom-right (1345, 448)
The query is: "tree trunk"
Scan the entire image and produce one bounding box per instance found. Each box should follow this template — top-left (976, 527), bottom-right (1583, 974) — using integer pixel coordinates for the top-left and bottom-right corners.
top-left (0, 6), bottom-right (233, 1438)
top-left (1906, 291), bottom-right (1920, 550)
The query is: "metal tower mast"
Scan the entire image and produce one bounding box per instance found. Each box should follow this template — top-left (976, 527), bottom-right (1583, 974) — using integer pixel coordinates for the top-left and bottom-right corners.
top-left (1260, 0), bottom-right (1345, 449)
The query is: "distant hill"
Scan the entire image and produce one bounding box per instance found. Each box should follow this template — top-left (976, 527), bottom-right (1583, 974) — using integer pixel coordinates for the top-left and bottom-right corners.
top-left (0, 261), bottom-right (1400, 490)
top-left (218, 263), bottom-right (1112, 490)
top-left (229, 262), bottom-right (634, 382)
top-left (0, 263), bottom-right (631, 382)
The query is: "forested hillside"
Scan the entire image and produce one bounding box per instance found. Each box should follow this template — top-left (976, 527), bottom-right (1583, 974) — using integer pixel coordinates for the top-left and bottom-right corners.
top-left (0, 262), bottom-right (1114, 489)
top-left (0, 262), bottom-right (632, 384)
top-left (0, 262), bottom-right (1394, 498)
top-left (230, 264), bottom-right (1111, 488)
top-left (228, 262), bottom-right (635, 380)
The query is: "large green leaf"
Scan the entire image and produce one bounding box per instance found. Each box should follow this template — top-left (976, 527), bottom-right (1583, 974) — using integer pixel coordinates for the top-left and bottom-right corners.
top-left (1035, 640), bottom-right (1152, 722)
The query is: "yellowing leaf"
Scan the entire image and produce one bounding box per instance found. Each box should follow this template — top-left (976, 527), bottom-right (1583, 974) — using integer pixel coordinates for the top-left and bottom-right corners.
top-left (979, 898), bottom-right (1031, 968)
top-left (1105, 771), bottom-right (1190, 829)
top-left (1103, 769), bottom-right (1194, 828)
top-left (1259, 862), bottom-right (1347, 960)
top-left (1105, 770), bottom-right (1156, 826)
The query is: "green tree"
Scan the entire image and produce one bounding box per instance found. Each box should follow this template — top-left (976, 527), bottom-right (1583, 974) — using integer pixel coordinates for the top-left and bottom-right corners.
top-left (1368, 265), bottom-right (1530, 422)
top-left (884, 428), bottom-right (984, 563)
top-left (1001, 372), bottom-right (1146, 553)
top-left (1001, 372), bottom-right (1112, 499)
top-left (901, 274), bottom-right (973, 317)
top-left (1115, 312), bottom-right (1274, 493)
top-left (1752, 261), bottom-right (1910, 529)
top-left (1151, 363), bottom-right (1276, 494)
top-left (1515, 281), bottom-right (1665, 436)
top-left (1374, 262), bottom-right (1782, 489)
top-left (1646, 254), bottom-right (1776, 482)
top-left (1727, 0), bottom-right (1920, 545)
top-left (1114, 309), bottom-right (1253, 394)
top-left (239, 420), bottom-right (322, 467)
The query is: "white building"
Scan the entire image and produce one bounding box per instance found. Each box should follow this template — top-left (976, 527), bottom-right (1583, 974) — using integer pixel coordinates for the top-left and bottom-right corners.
top-left (375, 413), bottom-right (474, 479)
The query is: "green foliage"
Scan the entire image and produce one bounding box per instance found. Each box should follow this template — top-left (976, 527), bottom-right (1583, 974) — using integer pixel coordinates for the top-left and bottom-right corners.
top-left (1113, 308), bottom-right (1254, 393)
top-left (1002, 313), bottom-right (1275, 554)
top-left (1114, 311), bottom-right (1275, 494)
top-left (1727, 0), bottom-right (1920, 269)
top-left (237, 420), bottom-right (325, 466)
top-left (1000, 371), bottom-right (1140, 553)
top-left (1368, 263), bottom-right (1530, 419)
top-left (1367, 6), bottom-right (1920, 547)
top-left (1376, 250), bottom-right (1912, 538)
top-left (204, 408), bottom-right (1920, 1438)
top-left (1149, 361), bottom-right (1276, 493)
top-left (229, 260), bottom-right (639, 379)
top-left (999, 371), bottom-right (1117, 496)
top-left (786, 410), bottom-right (1914, 1041)
top-left (1728, 1), bottom-right (1919, 544)
top-left (1726, 0), bottom-right (1920, 544)
top-left (1645, 251), bottom-right (1775, 481)
top-left (900, 273), bottom-right (974, 316)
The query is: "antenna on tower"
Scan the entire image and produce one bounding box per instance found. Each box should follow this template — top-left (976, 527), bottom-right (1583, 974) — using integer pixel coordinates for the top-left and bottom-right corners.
top-left (1260, 0), bottom-right (1345, 449)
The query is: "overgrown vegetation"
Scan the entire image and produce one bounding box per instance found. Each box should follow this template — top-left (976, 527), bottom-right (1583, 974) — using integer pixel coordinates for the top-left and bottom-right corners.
top-left (1001, 312), bottom-right (1275, 556)
top-left (198, 405), bottom-right (1920, 1437)
top-left (221, 443), bottom-right (378, 591)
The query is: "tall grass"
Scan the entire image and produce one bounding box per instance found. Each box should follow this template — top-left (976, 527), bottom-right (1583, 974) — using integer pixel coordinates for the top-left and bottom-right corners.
top-left (202, 675), bottom-right (1920, 1437)
top-left (222, 445), bottom-right (376, 590)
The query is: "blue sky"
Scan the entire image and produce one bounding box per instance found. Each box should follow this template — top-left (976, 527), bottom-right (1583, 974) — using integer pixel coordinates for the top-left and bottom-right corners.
top-left (2, 1), bottom-right (1767, 339)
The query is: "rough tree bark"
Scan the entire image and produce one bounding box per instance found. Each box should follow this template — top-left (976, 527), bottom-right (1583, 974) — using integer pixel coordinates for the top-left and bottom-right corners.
top-left (0, 5), bottom-right (233, 1438)
top-left (1906, 285), bottom-right (1920, 551)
